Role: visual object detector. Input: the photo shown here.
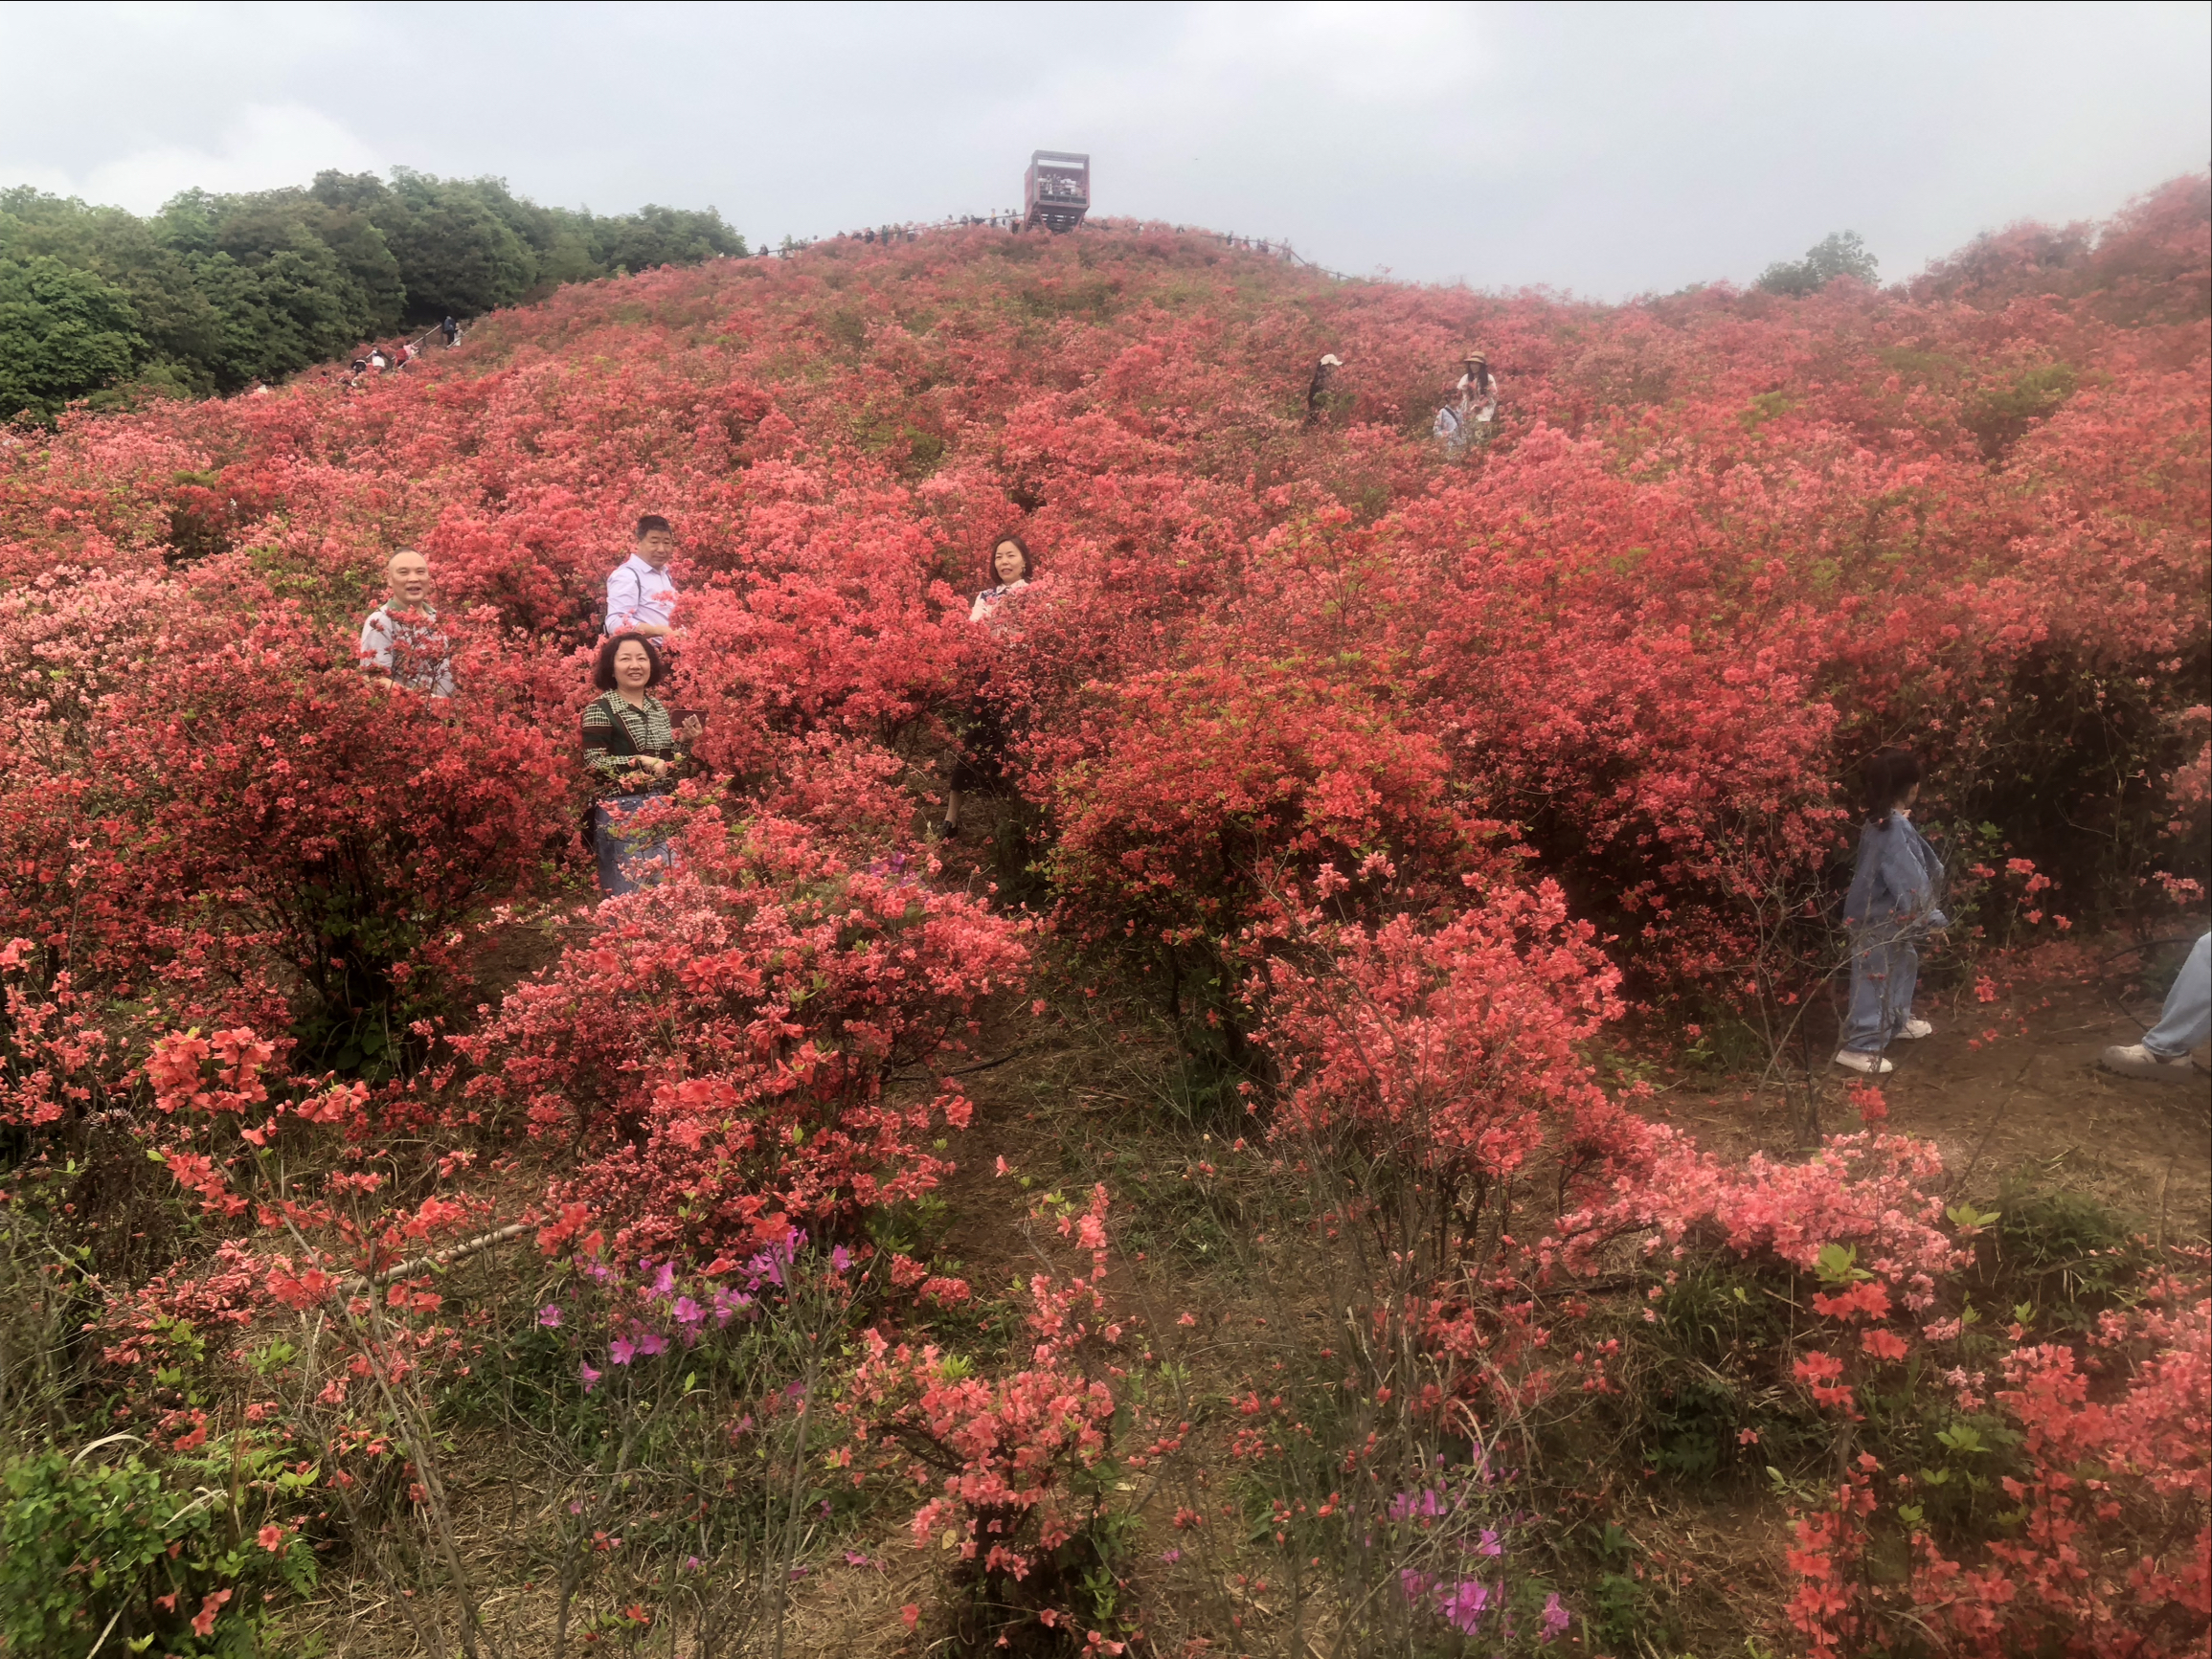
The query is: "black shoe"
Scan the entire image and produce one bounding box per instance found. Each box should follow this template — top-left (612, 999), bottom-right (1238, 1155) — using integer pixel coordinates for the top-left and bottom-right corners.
top-left (937, 819), bottom-right (959, 841)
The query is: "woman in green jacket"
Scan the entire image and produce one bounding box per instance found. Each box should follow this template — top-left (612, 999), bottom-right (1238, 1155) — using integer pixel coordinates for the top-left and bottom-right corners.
top-left (583, 633), bottom-right (694, 894)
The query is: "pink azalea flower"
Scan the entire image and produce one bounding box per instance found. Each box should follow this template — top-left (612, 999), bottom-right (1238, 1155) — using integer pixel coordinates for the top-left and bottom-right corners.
top-left (1541, 1592), bottom-right (1570, 1641)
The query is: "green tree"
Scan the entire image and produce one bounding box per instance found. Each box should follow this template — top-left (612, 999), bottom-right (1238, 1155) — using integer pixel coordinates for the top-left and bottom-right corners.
top-left (0, 168), bottom-right (746, 404)
top-left (366, 168), bottom-right (540, 322)
top-left (155, 190), bottom-right (398, 385)
top-left (1756, 230), bottom-right (1880, 297)
top-left (0, 187), bottom-right (225, 393)
top-left (594, 203), bottom-right (747, 274)
top-left (0, 255), bottom-right (146, 421)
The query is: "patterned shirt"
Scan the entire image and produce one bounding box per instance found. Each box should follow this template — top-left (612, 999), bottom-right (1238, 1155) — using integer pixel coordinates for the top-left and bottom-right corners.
top-left (357, 603), bottom-right (455, 697)
top-left (969, 579), bottom-right (1030, 625)
top-left (581, 692), bottom-right (677, 793)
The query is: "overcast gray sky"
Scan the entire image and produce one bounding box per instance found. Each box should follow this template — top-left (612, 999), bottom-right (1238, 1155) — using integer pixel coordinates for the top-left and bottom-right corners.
top-left (3, 2), bottom-right (2205, 296)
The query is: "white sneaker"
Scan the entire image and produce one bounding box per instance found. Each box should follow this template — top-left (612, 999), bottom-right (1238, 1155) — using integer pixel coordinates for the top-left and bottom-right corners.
top-left (1833, 1050), bottom-right (1894, 1075)
top-left (2100, 1042), bottom-right (2196, 1082)
top-left (1896, 1019), bottom-right (1933, 1041)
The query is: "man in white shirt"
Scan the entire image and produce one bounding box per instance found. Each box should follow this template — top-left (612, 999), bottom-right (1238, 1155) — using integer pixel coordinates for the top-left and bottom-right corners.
top-left (357, 549), bottom-right (455, 697)
top-left (604, 515), bottom-right (680, 643)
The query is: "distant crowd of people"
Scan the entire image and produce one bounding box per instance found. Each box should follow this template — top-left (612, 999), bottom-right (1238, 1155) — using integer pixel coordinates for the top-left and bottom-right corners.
top-left (1298, 346), bottom-right (1505, 444)
top-left (331, 318), bottom-right (463, 389)
top-left (780, 219), bottom-right (1306, 258)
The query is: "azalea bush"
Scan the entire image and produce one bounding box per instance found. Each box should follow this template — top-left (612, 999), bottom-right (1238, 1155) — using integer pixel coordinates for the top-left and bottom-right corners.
top-left (455, 808), bottom-right (1028, 1261)
top-left (843, 1183), bottom-right (1172, 1651)
top-left (0, 1434), bottom-right (319, 1658)
top-left (0, 559), bottom-right (575, 1078)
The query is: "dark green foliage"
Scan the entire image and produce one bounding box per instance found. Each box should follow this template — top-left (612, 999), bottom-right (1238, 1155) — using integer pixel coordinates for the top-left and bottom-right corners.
top-left (1757, 230), bottom-right (1881, 297)
top-left (0, 255), bottom-right (146, 420)
top-left (0, 169), bottom-right (746, 416)
top-left (1978, 1178), bottom-right (2146, 1334)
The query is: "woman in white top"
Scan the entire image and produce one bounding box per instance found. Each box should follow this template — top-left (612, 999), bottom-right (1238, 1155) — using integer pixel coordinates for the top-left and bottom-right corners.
top-left (1456, 351), bottom-right (1501, 424)
top-left (968, 535), bottom-right (1032, 623)
top-left (946, 536), bottom-right (1034, 838)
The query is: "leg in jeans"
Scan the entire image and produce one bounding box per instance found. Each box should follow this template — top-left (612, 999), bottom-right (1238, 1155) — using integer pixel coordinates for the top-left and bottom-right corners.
top-left (1890, 938), bottom-right (1921, 1033)
top-left (1840, 930), bottom-right (1908, 1054)
top-left (2143, 931), bottom-right (2212, 1059)
top-left (593, 801), bottom-right (635, 896)
top-left (593, 796), bottom-right (673, 896)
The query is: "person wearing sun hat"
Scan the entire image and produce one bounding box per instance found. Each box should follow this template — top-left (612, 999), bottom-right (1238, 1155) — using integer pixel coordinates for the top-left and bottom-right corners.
top-left (1305, 352), bottom-right (1345, 425)
top-left (1456, 350), bottom-right (1500, 425)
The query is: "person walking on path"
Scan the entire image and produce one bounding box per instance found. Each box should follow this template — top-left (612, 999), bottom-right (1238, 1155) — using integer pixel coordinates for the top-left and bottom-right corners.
top-left (1835, 747), bottom-right (1948, 1075)
top-left (1305, 353), bottom-right (1344, 426)
top-left (604, 515), bottom-right (680, 645)
top-left (440, 315), bottom-right (460, 347)
top-left (356, 548), bottom-right (456, 697)
top-left (2102, 933), bottom-right (2209, 1080)
top-left (582, 633), bottom-right (699, 895)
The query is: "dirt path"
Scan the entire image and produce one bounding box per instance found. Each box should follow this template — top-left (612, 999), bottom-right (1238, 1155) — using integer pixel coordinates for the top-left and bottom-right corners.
top-left (1659, 970), bottom-right (2211, 1240)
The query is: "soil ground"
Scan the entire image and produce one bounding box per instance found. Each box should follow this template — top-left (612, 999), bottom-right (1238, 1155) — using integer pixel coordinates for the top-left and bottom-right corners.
top-left (295, 878), bottom-right (2209, 1657)
top-left (775, 920), bottom-right (2212, 1655)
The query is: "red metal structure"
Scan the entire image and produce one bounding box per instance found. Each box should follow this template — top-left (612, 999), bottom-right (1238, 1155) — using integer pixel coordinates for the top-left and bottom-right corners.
top-left (1024, 151), bottom-right (1091, 232)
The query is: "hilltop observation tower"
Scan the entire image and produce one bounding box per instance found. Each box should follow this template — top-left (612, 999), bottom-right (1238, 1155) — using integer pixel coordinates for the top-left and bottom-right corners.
top-left (1024, 151), bottom-right (1091, 233)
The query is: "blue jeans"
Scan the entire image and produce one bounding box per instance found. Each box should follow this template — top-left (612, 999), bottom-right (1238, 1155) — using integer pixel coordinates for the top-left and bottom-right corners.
top-left (2144, 931), bottom-right (2211, 1058)
top-left (1840, 929), bottom-right (1919, 1055)
top-left (593, 796), bottom-right (674, 896)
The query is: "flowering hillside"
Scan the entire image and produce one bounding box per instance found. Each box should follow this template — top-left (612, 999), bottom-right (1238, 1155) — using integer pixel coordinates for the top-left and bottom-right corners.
top-left (0, 178), bottom-right (2205, 1656)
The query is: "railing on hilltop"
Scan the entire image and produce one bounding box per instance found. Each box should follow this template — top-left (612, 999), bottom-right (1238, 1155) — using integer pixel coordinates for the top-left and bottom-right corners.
top-left (769, 216), bottom-right (1341, 279)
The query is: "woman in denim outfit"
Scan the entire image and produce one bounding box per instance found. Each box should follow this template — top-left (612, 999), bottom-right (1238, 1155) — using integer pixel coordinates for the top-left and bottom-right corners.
top-left (1836, 747), bottom-right (1949, 1076)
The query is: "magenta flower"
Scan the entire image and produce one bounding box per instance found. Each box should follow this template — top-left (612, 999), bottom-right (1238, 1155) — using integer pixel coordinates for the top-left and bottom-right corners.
top-left (579, 1361), bottom-right (600, 1394)
top-left (1541, 1592), bottom-right (1569, 1641)
top-left (635, 1329), bottom-right (667, 1357)
top-left (537, 1303), bottom-right (562, 1328)
top-left (609, 1337), bottom-right (636, 1366)
top-left (831, 1244), bottom-right (853, 1273)
top-left (1437, 1579), bottom-right (1491, 1633)
top-left (672, 1295), bottom-right (704, 1326)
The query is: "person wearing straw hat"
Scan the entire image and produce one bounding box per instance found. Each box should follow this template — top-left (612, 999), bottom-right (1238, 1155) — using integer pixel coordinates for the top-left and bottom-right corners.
top-left (1456, 351), bottom-right (1501, 425)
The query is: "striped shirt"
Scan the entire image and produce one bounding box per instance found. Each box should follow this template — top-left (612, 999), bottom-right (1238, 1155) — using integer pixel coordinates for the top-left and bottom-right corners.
top-left (581, 692), bottom-right (676, 792)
